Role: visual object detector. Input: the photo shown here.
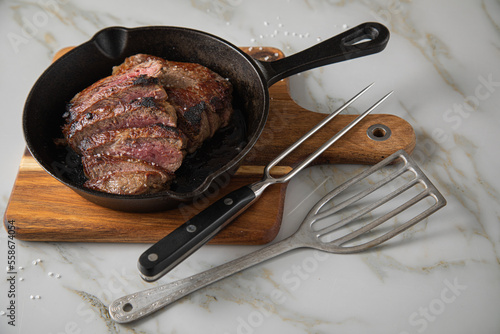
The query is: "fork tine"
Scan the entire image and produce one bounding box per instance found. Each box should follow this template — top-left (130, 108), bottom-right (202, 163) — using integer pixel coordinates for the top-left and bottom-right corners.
top-left (264, 83), bottom-right (374, 177)
top-left (275, 90), bottom-right (393, 183)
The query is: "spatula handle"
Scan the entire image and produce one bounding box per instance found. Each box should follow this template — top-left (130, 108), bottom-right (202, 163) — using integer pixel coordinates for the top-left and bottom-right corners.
top-left (111, 237), bottom-right (295, 323)
top-left (138, 185), bottom-right (257, 281)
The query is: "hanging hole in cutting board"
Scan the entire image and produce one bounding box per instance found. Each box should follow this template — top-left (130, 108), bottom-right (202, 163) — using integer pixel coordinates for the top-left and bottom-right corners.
top-left (367, 124), bottom-right (391, 141)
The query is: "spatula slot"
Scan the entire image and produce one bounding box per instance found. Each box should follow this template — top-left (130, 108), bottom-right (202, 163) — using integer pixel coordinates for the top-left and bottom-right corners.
top-left (317, 186), bottom-right (437, 248)
top-left (311, 165), bottom-right (417, 232)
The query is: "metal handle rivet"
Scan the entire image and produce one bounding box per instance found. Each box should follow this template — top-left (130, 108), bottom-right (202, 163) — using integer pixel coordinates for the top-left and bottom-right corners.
top-left (148, 253), bottom-right (158, 262)
top-left (186, 224), bottom-right (197, 233)
top-left (224, 198), bottom-right (233, 205)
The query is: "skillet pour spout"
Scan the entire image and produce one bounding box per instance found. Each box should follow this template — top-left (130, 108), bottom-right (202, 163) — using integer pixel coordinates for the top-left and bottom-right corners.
top-left (22, 22), bottom-right (390, 212)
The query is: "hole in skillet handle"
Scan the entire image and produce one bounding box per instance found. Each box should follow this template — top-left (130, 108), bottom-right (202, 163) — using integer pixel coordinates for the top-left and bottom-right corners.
top-left (342, 24), bottom-right (380, 46)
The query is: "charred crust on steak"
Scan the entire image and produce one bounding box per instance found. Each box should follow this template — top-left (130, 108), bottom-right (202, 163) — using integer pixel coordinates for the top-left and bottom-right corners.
top-left (133, 75), bottom-right (159, 86)
top-left (184, 101), bottom-right (206, 125)
top-left (139, 96), bottom-right (158, 108)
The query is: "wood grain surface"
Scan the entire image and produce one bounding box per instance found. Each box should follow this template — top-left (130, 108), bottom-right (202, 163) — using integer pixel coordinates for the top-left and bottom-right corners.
top-left (3, 47), bottom-right (415, 244)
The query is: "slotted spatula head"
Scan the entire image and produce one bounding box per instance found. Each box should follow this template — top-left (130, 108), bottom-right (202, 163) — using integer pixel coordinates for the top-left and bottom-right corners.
top-left (296, 149), bottom-right (446, 253)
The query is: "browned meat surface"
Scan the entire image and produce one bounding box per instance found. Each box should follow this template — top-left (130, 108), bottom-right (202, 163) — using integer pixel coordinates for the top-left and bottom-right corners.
top-left (63, 53), bottom-right (234, 195)
top-left (83, 155), bottom-right (174, 195)
top-left (84, 170), bottom-right (171, 195)
top-left (160, 60), bottom-right (233, 152)
top-left (83, 155), bottom-right (174, 180)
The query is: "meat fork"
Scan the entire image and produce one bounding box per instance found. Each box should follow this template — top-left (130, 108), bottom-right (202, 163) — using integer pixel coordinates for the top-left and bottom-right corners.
top-left (138, 83), bottom-right (392, 282)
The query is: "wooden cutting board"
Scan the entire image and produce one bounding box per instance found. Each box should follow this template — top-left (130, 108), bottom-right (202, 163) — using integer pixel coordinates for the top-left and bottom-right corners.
top-left (3, 47), bottom-right (415, 244)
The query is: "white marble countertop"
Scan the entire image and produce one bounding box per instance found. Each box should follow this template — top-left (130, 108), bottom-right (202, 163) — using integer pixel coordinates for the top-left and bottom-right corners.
top-left (1, 0), bottom-right (500, 333)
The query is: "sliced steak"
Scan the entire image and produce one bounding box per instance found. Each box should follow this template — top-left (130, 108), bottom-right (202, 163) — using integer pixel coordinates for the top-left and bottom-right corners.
top-left (65, 98), bottom-right (177, 153)
top-left (79, 125), bottom-right (186, 172)
top-left (113, 54), bottom-right (234, 151)
top-left (64, 82), bottom-right (167, 128)
top-left (66, 57), bottom-right (166, 119)
top-left (160, 60), bottom-right (233, 152)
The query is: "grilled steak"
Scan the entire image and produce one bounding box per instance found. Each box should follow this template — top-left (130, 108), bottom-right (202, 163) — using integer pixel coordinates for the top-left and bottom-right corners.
top-left (63, 53), bottom-right (234, 195)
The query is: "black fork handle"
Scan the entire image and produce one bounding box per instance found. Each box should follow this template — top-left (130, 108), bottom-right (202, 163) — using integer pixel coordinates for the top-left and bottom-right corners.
top-left (138, 185), bottom-right (257, 281)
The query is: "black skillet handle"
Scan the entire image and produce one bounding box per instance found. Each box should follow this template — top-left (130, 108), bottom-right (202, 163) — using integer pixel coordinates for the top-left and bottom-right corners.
top-left (259, 22), bottom-right (390, 86)
top-left (138, 185), bottom-right (257, 281)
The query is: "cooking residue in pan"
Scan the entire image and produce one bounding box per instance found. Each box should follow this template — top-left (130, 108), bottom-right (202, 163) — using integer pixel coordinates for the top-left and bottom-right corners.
top-left (60, 53), bottom-right (242, 195)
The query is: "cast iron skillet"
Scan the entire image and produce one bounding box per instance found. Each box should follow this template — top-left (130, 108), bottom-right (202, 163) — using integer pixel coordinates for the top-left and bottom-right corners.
top-left (23, 22), bottom-right (389, 212)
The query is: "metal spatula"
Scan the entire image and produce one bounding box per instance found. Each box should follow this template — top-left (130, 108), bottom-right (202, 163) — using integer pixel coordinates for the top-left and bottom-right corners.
top-left (109, 149), bottom-right (446, 323)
